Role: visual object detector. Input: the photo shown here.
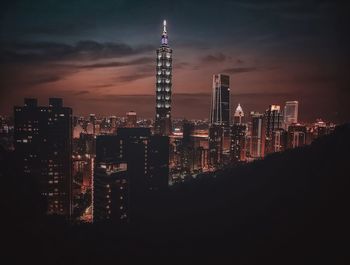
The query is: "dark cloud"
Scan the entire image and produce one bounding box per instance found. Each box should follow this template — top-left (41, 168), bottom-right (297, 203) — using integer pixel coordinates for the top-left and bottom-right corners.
top-left (74, 90), bottom-right (90, 95)
top-left (0, 41), bottom-right (155, 63)
top-left (88, 94), bottom-right (153, 101)
top-left (27, 75), bottom-right (63, 85)
top-left (90, 84), bottom-right (114, 89)
top-left (78, 57), bottom-right (153, 69)
top-left (174, 40), bottom-right (210, 50)
top-left (174, 62), bottom-right (190, 69)
top-left (201, 53), bottom-right (227, 63)
top-left (222, 67), bottom-right (258, 74)
top-left (117, 73), bottom-right (152, 83)
top-left (115, 63), bottom-right (155, 82)
top-left (18, 22), bottom-right (97, 36)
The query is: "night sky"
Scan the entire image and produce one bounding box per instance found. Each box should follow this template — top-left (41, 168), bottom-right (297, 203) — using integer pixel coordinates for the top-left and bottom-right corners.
top-left (1, 0), bottom-right (349, 122)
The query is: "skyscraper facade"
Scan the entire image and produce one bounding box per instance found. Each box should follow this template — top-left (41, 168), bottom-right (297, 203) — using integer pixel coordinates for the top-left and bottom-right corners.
top-left (208, 125), bottom-right (223, 167)
top-left (271, 128), bottom-right (287, 152)
top-left (14, 98), bottom-right (72, 217)
top-left (94, 128), bottom-right (169, 221)
top-left (233, 103), bottom-right (244, 124)
top-left (155, 20), bottom-right (172, 136)
top-left (93, 162), bottom-right (129, 223)
top-left (284, 101), bottom-right (299, 128)
top-left (230, 124), bottom-right (246, 162)
top-left (265, 105), bottom-right (283, 154)
top-left (288, 124), bottom-right (306, 148)
top-left (231, 103), bottom-right (246, 162)
top-left (126, 111), bottom-right (137, 128)
top-left (250, 112), bottom-right (265, 158)
top-left (210, 74), bottom-right (230, 126)
top-left (180, 120), bottom-right (195, 173)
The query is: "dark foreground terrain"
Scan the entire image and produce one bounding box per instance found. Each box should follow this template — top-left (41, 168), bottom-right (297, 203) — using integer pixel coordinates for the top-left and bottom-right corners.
top-left (2, 124), bottom-right (350, 265)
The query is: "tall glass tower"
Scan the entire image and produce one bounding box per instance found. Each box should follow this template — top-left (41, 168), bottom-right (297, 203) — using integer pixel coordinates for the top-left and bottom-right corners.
top-left (284, 101), bottom-right (299, 128)
top-left (155, 20), bottom-right (172, 136)
top-left (210, 74), bottom-right (230, 126)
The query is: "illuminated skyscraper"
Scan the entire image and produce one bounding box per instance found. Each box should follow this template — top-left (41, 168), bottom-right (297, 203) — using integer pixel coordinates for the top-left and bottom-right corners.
top-left (250, 112), bottom-right (265, 158)
top-left (288, 124), bottom-right (306, 148)
top-left (230, 123), bottom-right (246, 162)
top-left (93, 161), bottom-right (129, 223)
top-left (208, 125), bottom-right (223, 167)
top-left (284, 101), bottom-right (299, 128)
top-left (210, 74), bottom-right (230, 126)
top-left (271, 128), bottom-right (287, 152)
top-left (14, 98), bottom-right (72, 217)
top-left (94, 129), bottom-right (169, 221)
top-left (231, 104), bottom-right (246, 162)
top-left (265, 105), bottom-right (283, 154)
top-left (126, 111), bottom-right (137, 128)
top-left (180, 120), bottom-right (195, 173)
top-left (155, 20), bottom-right (172, 136)
top-left (233, 103), bottom-right (244, 124)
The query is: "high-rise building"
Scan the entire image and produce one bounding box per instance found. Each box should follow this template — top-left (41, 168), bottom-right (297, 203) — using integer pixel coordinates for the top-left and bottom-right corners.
top-left (126, 111), bottom-right (137, 128)
top-left (210, 74), bottom-right (230, 126)
top-left (110, 116), bottom-right (117, 131)
top-left (210, 74), bottom-right (231, 158)
top-left (14, 98), bottom-right (72, 217)
top-left (311, 119), bottom-right (335, 140)
top-left (94, 128), bottom-right (169, 221)
top-left (180, 120), bottom-right (195, 173)
top-left (148, 135), bottom-right (169, 190)
top-left (155, 20), bottom-right (172, 136)
top-left (182, 120), bottom-right (195, 148)
top-left (230, 123), bottom-right (246, 162)
top-left (93, 160), bottom-right (129, 223)
top-left (250, 112), bottom-right (265, 158)
top-left (265, 105), bottom-right (283, 154)
top-left (208, 125), bottom-right (223, 167)
top-left (288, 124), bottom-right (306, 148)
top-left (271, 128), bottom-right (287, 153)
top-left (231, 103), bottom-right (246, 162)
top-left (89, 114), bottom-right (96, 135)
top-left (233, 103), bottom-right (244, 124)
top-left (284, 101), bottom-right (299, 128)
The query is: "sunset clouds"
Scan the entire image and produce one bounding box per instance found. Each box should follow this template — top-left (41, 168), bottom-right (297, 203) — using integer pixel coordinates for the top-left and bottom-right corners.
top-left (1, 0), bottom-right (349, 122)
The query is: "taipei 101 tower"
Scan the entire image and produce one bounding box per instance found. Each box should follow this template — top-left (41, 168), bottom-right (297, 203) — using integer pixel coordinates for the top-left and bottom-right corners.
top-left (155, 20), bottom-right (172, 136)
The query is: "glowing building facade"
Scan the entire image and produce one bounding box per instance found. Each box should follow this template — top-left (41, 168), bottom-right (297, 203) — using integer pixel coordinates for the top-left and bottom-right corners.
top-left (210, 74), bottom-right (230, 126)
top-left (284, 101), bottom-right (299, 128)
top-left (155, 20), bottom-right (172, 136)
top-left (14, 98), bottom-right (73, 217)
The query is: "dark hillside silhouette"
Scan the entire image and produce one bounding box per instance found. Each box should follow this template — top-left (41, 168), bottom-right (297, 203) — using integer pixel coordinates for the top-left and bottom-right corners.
top-left (2, 124), bottom-right (350, 265)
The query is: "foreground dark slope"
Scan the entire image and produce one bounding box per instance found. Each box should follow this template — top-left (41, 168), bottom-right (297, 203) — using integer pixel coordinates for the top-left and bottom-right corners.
top-left (3, 124), bottom-right (350, 264)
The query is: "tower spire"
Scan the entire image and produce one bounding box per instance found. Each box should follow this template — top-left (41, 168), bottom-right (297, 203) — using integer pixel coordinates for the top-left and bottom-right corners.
top-left (161, 19), bottom-right (168, 46)
top-left (163, 20), bottom-right (167, 34)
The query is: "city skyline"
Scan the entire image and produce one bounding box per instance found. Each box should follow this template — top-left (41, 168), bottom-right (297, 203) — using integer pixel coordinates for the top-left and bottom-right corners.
top-left (1, 2), bottom-right (349, 262)
top-left (1, 0), bottom-right (349, 123)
